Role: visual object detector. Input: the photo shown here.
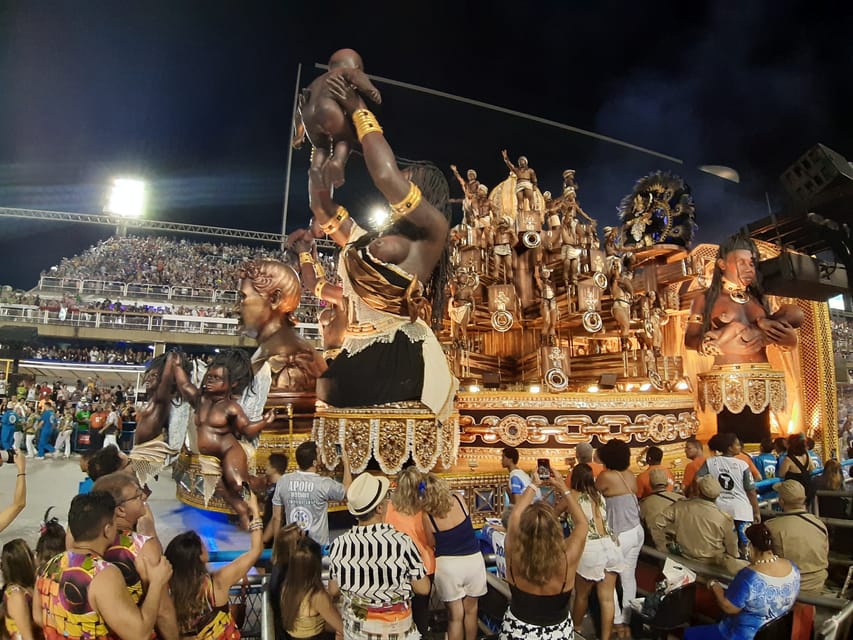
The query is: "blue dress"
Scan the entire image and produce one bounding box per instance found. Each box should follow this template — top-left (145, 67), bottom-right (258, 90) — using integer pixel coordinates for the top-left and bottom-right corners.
top-left (685, 563), bottom-right (800, 640)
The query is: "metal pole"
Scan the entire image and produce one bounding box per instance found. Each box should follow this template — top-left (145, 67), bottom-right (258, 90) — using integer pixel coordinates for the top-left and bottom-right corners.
top-left (281, 63), bottom-right (303, 250)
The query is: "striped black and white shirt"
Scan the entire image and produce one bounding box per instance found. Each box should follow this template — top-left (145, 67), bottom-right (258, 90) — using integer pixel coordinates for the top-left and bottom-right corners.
top-left (328, 523), bottom-right (426, 607)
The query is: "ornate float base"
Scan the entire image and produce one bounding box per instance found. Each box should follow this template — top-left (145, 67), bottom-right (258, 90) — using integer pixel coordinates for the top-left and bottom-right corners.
top-left (697, 364), bottom-right (786, 414)
top-left (313, 402), bottom-right (460, 475)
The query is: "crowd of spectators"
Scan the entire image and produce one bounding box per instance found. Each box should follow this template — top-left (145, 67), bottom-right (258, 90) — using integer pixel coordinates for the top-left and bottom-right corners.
top-left (21, 345), bottom-right (152, 364)
top-left (41, 235), bottom-right (281, 289)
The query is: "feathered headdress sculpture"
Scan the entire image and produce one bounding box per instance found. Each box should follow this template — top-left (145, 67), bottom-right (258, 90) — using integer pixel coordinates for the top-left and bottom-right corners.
top-left (617, 172), bottom-right (697, 249)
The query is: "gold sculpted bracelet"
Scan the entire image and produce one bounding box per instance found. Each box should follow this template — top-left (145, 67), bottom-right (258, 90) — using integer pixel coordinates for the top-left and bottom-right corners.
top-left (312, 261), bottom-right (326, 281)
top-left (320, 206), bottom-right (349, 235)
top-left (314, 280), bottom-right (326, 299)
top-left (298, 252), bottom-right (314, 265)
top-left (687, 314), bottom-right (704, 325)
top-left (352, 109), bottom-right (383, 142)
top-left (389, 182), bottom-right (423, 221)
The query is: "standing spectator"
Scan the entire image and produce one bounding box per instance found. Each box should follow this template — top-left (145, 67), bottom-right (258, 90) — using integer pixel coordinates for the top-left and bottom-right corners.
top-left (35, 508), bottom-right (66, 569)
top-left (635, 446), bottom-right (675, 499)
top-left (814, 459), bottom-right (843, 491)
top-left (570, 463), bottom-right (621, 640)
top-left (501, 446), bottom-right (540, 505)
top-left (92, 472), bottom-right (179, 639)
top-left (34, 492), bottom-right (173, 640)
top-left (24, 409), bottom-right (38, 458)
top-left (806, 437), bottom-right (823, 472)
top-left (385, 466), bottom-right (435, 636)
top-left (262, 453), bottom-right (289, 541)
top-left (1, 401), bottom-right (18, 450)
top-left (696, 433), bottom-right (761, 552)
top-left (753, 438), bottom-right (778, 480)
top-left (595, 439), bottom-right (644, 636)
top-left (165, 493), bottom-right (263, 638)
top-left (54, 407), bottom-right (74, 459)
top-left (765, 480), bottom-right (828, 594)
top-left (572, 442), bottom-right (604, 480)
top-left (36, 401), bottom-right (57, 459)
top-left (280, 537), bottom-right (343, 640)
top-left (1, 538), bottom-right (39, 640)
top-left (685, 524), bottom-right (799, 640)
top-left (103, 403), bottom-right (121, 449)
top-left (12, 403), bottom-right (24, 451)
top-left (328, 473), bottom-right (430, 640)
top-left (422, 474), bottom-right (487, 640)
top-left (88, 404), bottom-right (108, 451)
top-left (778, 433), bottom-right (817, 508)
top-left (265, 441), bottom-right (351, 547)
top-left (268, 524), bottom-right (304, 640)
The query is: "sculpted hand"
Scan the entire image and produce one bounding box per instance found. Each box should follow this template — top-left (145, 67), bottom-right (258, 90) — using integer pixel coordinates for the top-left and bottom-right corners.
top-left (450, 164), bottom-right (458, 172)
top-left (286, 228), bottom-right (315, 254)
top-left (757, 318), bottom-right (795, 345)
top-left (501, 149), bottom-right (509, 160)
top-left (326, 76), bottom-right (366, 114)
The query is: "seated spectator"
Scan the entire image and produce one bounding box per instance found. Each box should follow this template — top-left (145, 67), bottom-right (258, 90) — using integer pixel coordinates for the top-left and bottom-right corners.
top-left (681, 437), bottom-right (706, 496)
top-left (685, 524), bottom-right (800, 640)
top-left (280, 537), bottom-right (342, 640)
top-left (651, 475), bottom-right (745, 574)
top-left (814, 458), bottom-right (844, 491)
top-left (778, 433), bottom-right (817, 507)
top-left (501, 467), bottom-right (586, 640)
top-left (164, 492), bottom-right (263, 638)
top-left (806, 437), bottom-right (823, 471)
top-left (0, 454), bottom-right (27, 534)
top-left (765, 480), bottom-right (828, 594)
top-left (636, 446), bottom-right (674, 499)
top-left (34, 492), bottom-right (173, 640)
top-left (572, 442), bottom-right (604, 479)
top-left (639, 468), bottom-right (684, 538)
top-left (1, 538), bottom-right (39, 640)
top-left (753, 437), bottom-right (778, 480)
top-left (327, 473), bottom-right (430, 640)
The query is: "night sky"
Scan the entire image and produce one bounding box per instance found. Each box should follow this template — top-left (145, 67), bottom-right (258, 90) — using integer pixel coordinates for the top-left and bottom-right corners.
top-left (1, 1), bottom-right (852, 289)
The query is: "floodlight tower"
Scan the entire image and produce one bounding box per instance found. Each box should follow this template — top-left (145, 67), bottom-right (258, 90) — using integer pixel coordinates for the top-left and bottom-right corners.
top-left (104, 178), bottom-right (147, 236)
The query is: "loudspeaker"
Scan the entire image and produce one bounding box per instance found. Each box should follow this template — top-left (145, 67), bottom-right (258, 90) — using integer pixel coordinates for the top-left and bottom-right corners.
top-left (781, 144), bottom-right (853, 202)
top-left (599, 373), bottom-right (618, 389)
top-left (758, 252), bottom-right (848, 301)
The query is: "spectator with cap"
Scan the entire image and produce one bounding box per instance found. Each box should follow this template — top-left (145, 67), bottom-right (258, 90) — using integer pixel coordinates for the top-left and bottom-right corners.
top-left (327, 472), bottom-right (430, 640)
top-left (651, 475), bottom-right (746, 574)
top-left (639, 468), bottom-right (684, 540)
top-left (635, 446), bottom-right (675, 499)
top-left (765, 479), bottom-right (828, 594)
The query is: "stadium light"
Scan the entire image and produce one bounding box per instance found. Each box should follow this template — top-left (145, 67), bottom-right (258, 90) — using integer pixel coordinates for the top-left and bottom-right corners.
top-left (105, 178), bottom-right (147, 218)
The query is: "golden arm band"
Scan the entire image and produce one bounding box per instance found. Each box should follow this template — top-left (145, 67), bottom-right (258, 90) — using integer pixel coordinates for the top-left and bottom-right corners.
top-left (314, 280), bottom-right (326, 299)
top-left (299, 252), bottom-right (314, 265)
top-left (312, 261), bottom-right (326, 281)
top-left (320, 206), bottom-right (349, 235)
top-left (352, 109), bottom-right (383, 142)
top-left (389, 182), bottom-right (423, 221)
top-left (686, 314), bottom-right (704, 324)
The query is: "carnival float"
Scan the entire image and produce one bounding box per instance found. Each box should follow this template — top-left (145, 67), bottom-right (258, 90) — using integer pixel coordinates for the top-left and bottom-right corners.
top-left (162, 49), bottom-right (837, 526)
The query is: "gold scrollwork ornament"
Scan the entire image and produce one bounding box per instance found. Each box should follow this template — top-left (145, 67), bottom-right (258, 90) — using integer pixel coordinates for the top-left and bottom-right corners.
top-left (582, 311), bottom-right (603, 333)
top-left (545, 368), bottom-right (569, 392)
top-left (592, 271), bottom-right (608, 289)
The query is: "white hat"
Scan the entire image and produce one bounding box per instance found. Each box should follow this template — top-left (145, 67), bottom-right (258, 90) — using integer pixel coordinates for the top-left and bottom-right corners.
top-left (347, 473), bottom-right (391, 516)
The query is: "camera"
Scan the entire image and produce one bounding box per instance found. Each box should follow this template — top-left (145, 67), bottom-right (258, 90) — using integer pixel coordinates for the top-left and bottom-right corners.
top-left (2, 449), bottom-right (16, 464)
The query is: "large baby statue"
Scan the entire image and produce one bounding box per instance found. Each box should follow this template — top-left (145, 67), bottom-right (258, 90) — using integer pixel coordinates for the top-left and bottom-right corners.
top-left (237, 259), bottom-right (327, 392)
top-left (169, 350), bottom-right (274, 529)
top-left (292, 48), bottom-right (382, 188)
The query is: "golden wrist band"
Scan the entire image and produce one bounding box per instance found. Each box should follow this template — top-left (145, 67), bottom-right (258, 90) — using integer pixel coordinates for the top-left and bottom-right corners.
top-left (313, 261), bottom-right (326, 281)
top-left (314, 280), bottom-right (326, 299)
top-left (320, 206), bottom-right (349, 235)
top-left (389, 182), bottom-right (423, 221)
top-left (687, 314), bottom-right (704, 325)
top-left (352, 109), bottom-right (383, 142)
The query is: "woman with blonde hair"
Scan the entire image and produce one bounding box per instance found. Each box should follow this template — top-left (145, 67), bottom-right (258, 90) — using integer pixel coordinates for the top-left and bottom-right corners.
top-left (1, 538), bottom-right (39, 640)
top-left (499, 468), bottom-right (587, 639)
top-left (422, 474), bottom-right (486, 640)
top-left (385, 466), bottom-right (435, 636)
